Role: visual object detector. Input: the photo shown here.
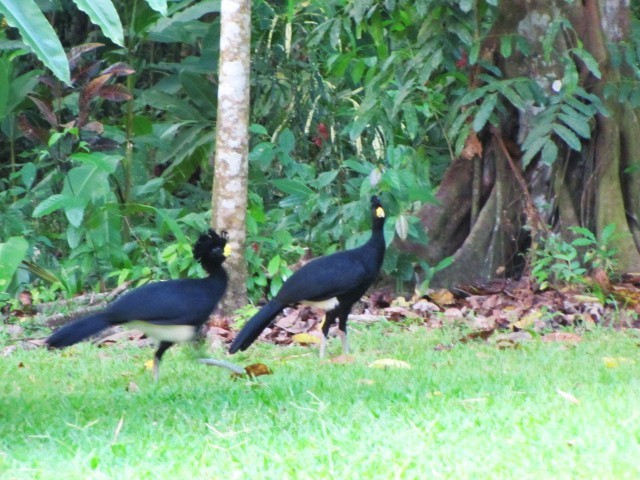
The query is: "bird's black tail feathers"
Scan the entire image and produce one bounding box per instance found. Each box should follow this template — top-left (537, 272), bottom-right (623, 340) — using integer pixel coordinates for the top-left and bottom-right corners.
top-left (46, 313), bottom-right (111, 348)
top-left (229, 301), bottom-right (284, 353)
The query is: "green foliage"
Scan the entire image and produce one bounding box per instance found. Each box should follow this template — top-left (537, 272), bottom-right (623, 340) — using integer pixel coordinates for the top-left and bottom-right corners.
top-left (451, 13), bottom-right (606, 167)
top-left (0, 0), bottom-right (72, 82)
top-left (520, 87), bottom-right (607, 168)
top-left (604, 18), bottom-right (640, 107)
top-left (530, 225), bottom-right (619, 291)
top-left (1, 0), bottom-right (635, 306)
top-left (0, 0), bottom-right (165, 83)
top-left (0, 236), bottom-right (28, 299)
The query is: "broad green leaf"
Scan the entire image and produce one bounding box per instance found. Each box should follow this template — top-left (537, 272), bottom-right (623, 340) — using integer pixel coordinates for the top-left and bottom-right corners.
top-left (180, 71), bottom-right (217, 113)
top-left (558, 112), bottom-right (591, 139)
top-left (522, 135), bottom-right (549, 168)
top-left (153, 208), bottom-right (187, 244)
top-left (272, 179), bottom-right (313, 198)
top-left (601, 223), bottom-right (616, 242)
top-left (468, 42), bottom-right (480, 65)
top-left (402, 104), bottom-right (419, 140)
top-left (66, 225), bottom-right (82, 249)
top-left (572, 48), bottom-right (601, 79)
top-left (395, 215), bottom-right (409, 240)
top-left (8, 69), bottom-right (40, 114)
top-left (267, 255), bottom-right (281, 277)
top-left (570, 226), bottom-right (596, 240)
top-left (571, 238), bottom-right (594, 247)
top-left (343, 159), bottom-right (374, 175)
top-left (540, 139), bottom-right (558, 165)
top-left (472, 94), bottom-right (497, 132)
top-left (20, 162), bottom-right (36, 189)
top-left (70, 152), bottom-right (121, 173)
top-left (501, 85), bottom-right (526, 110)
top-left (434, 256), bottom-right (454, 271)
top-left (0, 236), bottom-right (28, 291)
top-left (150, 0), bottom-right (220, 36)
top-left (349, 94), bottom-right (378, 141)
top-left (553, 123), bottom-right (582, 151)
top-left (140, 91), bottom-right (205, 121)
top-left (249, 124), bottom-right (268, 135)
top-left (0, 0), bottom-right (70, 83)
top-left (314, 170), bottom-right (339, 189)
top-left (74, 0), bottom-right (124, 46)
top-left (145, 0), bottom-right (167, 15)
top-left (33, 194), bottom-right (72, 217)
top-left (418, 49), bottom-right (442, 83)
top-left (0, 57), bottom-right (10, 120)
top-left (63, 165), bottom-right (111, 201)
top-left (563, 97), bottom-right (596, 117)
top-left (500, 35), bottom-right (512, 58)
top-left (459, 86), bottom-right (488, 106)
top-left (65, 206), bottom-right (85, 228)
top-left (278, 129), bottom-right (296, 154)
top-left (459, 0), bottom-right (473, 13)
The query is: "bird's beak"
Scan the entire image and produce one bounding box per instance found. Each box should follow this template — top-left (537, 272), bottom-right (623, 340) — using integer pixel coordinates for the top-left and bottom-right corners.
top-left (376, 207), bottom-right (385, 218)
top-left (223, 244), bottom-right (232, 257)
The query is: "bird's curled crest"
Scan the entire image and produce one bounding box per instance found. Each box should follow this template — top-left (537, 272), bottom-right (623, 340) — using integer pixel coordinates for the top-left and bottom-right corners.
top-left (193, 229), bottom-right (229, 273)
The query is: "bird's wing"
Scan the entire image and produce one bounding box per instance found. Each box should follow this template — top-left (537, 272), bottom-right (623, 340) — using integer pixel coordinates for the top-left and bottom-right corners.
top-left (276, 251), bottom-right (371, 304)
top-left (107, 279), bottom-right (221, 325)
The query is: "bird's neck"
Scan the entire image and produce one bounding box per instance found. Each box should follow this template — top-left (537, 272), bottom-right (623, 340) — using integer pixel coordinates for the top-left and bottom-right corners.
top-left (370, 217), bottom-right (385, 244)
top-left (365, 218), bottom-right (386, 259)
top-left (203, 265), bottom-right (228, 280)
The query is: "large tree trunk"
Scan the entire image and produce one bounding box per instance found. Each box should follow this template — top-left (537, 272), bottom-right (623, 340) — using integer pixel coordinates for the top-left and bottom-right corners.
top-left (411, 0), bottom-right (640, 288)
top-left (211, 0), bottom-right (252, 311)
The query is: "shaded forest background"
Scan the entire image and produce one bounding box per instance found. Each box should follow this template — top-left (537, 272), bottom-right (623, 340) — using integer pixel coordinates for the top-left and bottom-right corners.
top-left (1, 0), bottom-right (640, 310)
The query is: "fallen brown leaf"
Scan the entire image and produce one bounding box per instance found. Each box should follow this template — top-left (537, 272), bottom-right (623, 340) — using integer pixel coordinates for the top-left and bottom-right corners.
top-left (330, 354), bottom-right (356, 364)
top-left (412, 299), bottom-right (440, 314)
top-left (512, 311), bottom-right (542, 330)
top-left (460, 329), bottom-right (495, 343)
top-left (126, 382), bottom-right (139, 393)
top-left (541, 332), bottom-right (582, 343)
top-left (494, 331), bottom-right (532, 349)
top-left (602, 357), bottom-right (635, 368)
top-left (429, 289), bottom-right (456, 307)
top-left (244, 363), bottom-right (273, 378)
top-left (384, 306), bottom-right (418, 321)
top-left (368, 358), bottom-right (411, 369)
top-left (291, 333), bottom-right (321, 345)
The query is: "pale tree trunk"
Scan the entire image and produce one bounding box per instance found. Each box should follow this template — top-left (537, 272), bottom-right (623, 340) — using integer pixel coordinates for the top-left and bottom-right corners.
top-left (211, 0), bottom-right (251, 312)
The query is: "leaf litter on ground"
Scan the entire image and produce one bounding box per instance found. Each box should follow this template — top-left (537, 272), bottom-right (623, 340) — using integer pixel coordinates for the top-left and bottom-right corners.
top-left (4, 272), bottom-right (640, 362)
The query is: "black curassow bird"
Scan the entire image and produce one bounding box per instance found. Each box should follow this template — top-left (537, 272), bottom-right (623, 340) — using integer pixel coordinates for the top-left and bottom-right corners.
top-left (46, 229), bottom-right (230, 380)
top-left (230, 196), bottom-right (386, 358)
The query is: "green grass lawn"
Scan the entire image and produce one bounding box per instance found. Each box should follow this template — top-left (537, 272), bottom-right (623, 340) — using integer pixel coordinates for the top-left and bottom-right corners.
top-left (1, 323), bottom-right (640, 479)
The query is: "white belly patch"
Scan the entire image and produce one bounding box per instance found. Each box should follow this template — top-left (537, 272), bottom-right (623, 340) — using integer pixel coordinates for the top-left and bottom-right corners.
top-left (127, 322), bottom-right (197, 343)
top-left (301, 297), bottom-right (339, 310)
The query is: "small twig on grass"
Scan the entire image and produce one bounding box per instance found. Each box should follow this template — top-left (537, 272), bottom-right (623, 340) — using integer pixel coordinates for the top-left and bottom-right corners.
top-left (198, 358), bottom-right (246, 375)
top-left (113, 412), bottom-right (125, 443)
top-left (41, 282), bottom-right (132, 327)
top-left (36, 282), bottom-right (131, 313)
